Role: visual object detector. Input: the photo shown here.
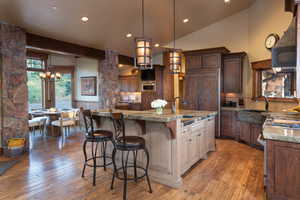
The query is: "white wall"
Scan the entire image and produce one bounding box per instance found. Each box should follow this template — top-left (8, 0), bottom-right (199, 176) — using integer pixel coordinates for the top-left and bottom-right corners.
top-left (74, 57), bottom-right (99, 102)
top-left (48, 54), bottom-right (76, 66)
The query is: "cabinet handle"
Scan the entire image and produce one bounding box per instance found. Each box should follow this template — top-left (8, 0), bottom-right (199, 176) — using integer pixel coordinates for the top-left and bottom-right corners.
top-left (197, 134), bottom-right (201, 136)
top-left (189, 139), bottom-right (192, 142)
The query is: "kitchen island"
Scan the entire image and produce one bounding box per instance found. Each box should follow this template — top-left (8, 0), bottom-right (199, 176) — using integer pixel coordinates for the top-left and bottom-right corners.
top-left (92, 109), bottom-right (217, 188)
top-left (263, 113), bottom-right (300, 200)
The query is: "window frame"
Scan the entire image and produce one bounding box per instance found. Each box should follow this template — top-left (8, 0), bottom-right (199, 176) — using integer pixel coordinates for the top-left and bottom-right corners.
top-left (252, 59), bottom-right (297, 103)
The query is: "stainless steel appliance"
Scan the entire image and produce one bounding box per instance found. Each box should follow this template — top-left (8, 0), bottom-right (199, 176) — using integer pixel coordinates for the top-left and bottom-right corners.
top-left (141, 81), bottom-right (156, 92)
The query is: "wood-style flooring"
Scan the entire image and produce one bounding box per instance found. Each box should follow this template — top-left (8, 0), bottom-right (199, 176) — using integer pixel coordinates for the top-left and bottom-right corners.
top-left (0, 132), bottom-right (265, 200)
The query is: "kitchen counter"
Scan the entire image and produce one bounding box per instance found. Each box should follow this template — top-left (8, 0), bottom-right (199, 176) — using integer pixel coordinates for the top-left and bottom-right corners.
top-left (263, 113), bottom-right (300, 144)
top-left (93, 109), bottom-right (217, 123)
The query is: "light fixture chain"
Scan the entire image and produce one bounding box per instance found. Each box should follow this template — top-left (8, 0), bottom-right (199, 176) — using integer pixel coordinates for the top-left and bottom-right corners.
top-left (142, 0), bottom-right (145, 37)
top-left (174, 0), bottom-right (176, 49)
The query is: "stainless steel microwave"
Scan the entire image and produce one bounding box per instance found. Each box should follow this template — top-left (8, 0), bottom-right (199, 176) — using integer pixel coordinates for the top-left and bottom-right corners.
top-left (142, 81), bottom-right (156, 92)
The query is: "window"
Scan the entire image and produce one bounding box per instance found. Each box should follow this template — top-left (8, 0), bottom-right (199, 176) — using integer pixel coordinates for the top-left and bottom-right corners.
top-left (252, 60), bottom-right (296, 102)
top-left (55, 73), bottom-right (72, 109)
top-left (27, 58), bottom-right (45, 69)
top-left (27, 57), bottom-right (45, 110)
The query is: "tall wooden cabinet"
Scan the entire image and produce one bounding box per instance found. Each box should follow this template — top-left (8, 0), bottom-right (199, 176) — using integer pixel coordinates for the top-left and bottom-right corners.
top-left (222, 52), bottom-right (246, 94)
top-left (119, 75), bottom-right (139, 92)
top-left (183, 47), bottom-right (230, 137)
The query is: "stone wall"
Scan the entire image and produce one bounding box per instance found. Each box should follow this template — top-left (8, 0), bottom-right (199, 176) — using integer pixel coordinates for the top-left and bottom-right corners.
top-left (0, 22), bottom-right (28, 149)
top-left (98, 50), bottom-right (120, 109)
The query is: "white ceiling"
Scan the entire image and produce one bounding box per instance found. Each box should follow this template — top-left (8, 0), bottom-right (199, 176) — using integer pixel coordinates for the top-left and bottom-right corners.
top-left (0, 0), bottom-right (255, 56)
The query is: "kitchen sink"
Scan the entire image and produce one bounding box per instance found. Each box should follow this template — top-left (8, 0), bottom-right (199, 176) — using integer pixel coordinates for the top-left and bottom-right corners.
top-left (243, 109), bottom-right (266, 113)
top-left (237, 110), bottom-right (266, 124)
top-left (182, 115), bottom-right (194, 118)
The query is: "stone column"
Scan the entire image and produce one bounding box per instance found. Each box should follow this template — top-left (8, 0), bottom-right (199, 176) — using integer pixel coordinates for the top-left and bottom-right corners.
top-left (0, 22), bottom-right (29, 150)
top-left (98, 50), bottom-right (120, 109)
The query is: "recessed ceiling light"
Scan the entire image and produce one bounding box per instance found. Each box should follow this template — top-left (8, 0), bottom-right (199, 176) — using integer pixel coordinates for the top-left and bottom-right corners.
top-left (224, 0), bottom-right (230, 3)
top-left (126, 33), bottom-right (132, 38)
top-left (118, 64), bottom-right (123, 67)
top-left (81, 17), bottom-right (89, 22)
top-left (183, 18), bottom-right (189, 23)
top-left (154, 43), bottom-right (160, 47)
top-left (52, 6), bottom-right (57, 10)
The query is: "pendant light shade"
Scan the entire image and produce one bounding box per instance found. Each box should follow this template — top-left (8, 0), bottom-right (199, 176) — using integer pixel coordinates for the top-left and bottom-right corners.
top-left (135, 0), bottom-right (153, 70)
top-left (169, 49), bottom-right (182, 74)
top-left (135, 37), bottom-right (152, 70)
top-left (169, 0), bottom-right (182, 74)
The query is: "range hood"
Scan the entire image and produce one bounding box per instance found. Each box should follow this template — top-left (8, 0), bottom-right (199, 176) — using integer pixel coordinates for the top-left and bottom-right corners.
top-left (272, 17), bottom-right (296, 68)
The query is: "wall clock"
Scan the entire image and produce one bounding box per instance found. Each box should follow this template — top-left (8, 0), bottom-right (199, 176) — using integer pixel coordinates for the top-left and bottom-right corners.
top-left (265, 33), bottom-right (280, 50)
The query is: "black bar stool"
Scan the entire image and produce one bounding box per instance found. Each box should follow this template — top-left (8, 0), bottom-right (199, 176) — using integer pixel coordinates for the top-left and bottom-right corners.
top-left (81, 109), bottom-right (114, 186)
top-left (110, 113), bottom-right (152, 200)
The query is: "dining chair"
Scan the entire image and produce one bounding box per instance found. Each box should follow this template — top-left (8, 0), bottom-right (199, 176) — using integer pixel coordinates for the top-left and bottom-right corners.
top-left (51, 110), bottom-right (76, 140)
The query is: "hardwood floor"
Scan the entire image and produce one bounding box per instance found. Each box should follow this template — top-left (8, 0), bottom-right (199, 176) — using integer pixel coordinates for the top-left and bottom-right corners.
top-left (0, 132), bottom-right (265, 200)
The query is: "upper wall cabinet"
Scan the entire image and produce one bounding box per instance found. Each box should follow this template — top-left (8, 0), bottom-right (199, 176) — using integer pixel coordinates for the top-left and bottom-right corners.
top-left (184, 47), bottom-right (230, 72)
top-left (222, 52), bottom-right (246, 94)
top-left (119, 75), bottom-right (139, 92)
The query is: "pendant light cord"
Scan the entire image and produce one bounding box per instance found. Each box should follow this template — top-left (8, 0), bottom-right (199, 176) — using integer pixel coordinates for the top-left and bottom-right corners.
top-left (142, 0), bottom-right (145, 37)
top-left (173, 0), bottom-right (176, 49)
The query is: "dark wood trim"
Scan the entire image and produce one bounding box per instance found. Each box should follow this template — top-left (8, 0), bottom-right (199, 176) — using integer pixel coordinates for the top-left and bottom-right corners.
top-left (253, 97), bottom-right (298, 103)
top-left (26, 33), bottom-right (134, 65)
top-left (251, 59), bottom-right (272, 70)
top-left (0, 147), bottom-right (3, 155)
top-left (26, 33), bottom-right (105, 59)
top-left (27, 50), bottom-right (49, 60)
top-left (183, 47), bottom-right (230, 56)
top-left (223, 52), bottom-right (247, 58)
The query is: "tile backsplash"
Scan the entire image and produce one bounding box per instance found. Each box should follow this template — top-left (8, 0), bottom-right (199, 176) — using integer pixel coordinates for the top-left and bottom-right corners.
top-left (120, 92), bottom-right (141, 103)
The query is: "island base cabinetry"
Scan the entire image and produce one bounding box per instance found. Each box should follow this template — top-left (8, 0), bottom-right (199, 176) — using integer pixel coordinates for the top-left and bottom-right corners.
top-left (266, 140), bottom-right (300, 200)
top-left (96, 114), bottom-right (216, 188)
top-left (180, 117), bottom-right (216, 175)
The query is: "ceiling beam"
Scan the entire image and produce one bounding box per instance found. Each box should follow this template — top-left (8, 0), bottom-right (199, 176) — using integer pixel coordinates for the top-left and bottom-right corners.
top-left (26, 33), bottom-right (134, 65)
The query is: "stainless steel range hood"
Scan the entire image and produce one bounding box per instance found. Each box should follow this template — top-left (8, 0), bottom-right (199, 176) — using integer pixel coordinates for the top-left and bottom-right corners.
top-left (272, 17), bottom-right (296, 68)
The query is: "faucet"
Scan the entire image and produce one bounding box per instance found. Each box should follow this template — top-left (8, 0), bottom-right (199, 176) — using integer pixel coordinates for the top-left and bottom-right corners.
top-left (171, 97), bottom-right (187, 113)
top-left (262, 96), bottom-right (269, 112)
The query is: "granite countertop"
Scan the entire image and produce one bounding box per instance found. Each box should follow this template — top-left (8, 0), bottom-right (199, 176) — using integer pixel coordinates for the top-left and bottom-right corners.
top-left (92, 109), bottom-right (217, 123)
top-left (263, 113), bottom-right (300, 144)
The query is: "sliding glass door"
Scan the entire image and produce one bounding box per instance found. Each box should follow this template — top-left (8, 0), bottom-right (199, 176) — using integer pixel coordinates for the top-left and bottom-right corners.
top-left (55, 73), bottom-right (72, 109)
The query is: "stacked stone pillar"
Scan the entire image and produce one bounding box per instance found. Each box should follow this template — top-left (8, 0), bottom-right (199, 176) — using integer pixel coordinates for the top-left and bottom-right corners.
top-left (0, 22), bottom-right (29, 149)
top-left (98, 50), bottom-right (120, 109)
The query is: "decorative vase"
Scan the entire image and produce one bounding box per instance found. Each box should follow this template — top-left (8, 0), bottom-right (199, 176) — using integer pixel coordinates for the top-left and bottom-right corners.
top-left (155, 107), bottom-right (163, 115)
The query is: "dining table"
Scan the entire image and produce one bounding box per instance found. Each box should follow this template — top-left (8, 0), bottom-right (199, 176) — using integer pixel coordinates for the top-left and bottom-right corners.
top-left (29, 110), bottom-right (63, 137)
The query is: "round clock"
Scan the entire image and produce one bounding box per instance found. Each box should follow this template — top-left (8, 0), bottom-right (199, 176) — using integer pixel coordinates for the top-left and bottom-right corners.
top-left (265, 33), bottom-right (280, 50)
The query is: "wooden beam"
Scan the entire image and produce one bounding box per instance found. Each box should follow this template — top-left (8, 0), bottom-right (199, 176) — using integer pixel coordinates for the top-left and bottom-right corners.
top-left (26, 33), bottom-right (106, 59)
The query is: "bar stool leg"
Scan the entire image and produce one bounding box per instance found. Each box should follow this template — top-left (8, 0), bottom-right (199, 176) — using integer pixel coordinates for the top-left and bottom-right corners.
top-left (110, 148), bottom-right (117, 190)
top-left (144, 148), bottom-right (153, 193)
top-left (92, 141), bottom-right (99, 186)
top-left (81, 140), bottom-right (88, 177)
top-left (133, 150), bottom-right (138, 183)
top-left (122, 151), bottom-right (130, 200)
top-left (102, 141), bottom-right (107, 171)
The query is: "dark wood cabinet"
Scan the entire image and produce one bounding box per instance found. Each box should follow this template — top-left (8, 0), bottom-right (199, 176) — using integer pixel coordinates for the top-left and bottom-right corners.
top-left (221, 110), bottom-right (263, 148)
top-left (119, 75), bottom-right (139, 92)
top-left (267, 140), bottom-right (300, 200)
top-left (222, 52), bottom-right (246, 94)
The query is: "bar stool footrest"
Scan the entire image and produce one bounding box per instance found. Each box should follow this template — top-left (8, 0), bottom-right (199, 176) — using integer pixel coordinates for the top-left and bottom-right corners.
top-left (84, 156), bottom-right (113, 168)
top-left (114, 165), bottom-right (147, 181)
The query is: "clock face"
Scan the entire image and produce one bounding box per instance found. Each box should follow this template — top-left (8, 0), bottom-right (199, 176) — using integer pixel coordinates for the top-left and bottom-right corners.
top-left (265, 34), bottom-right (279, 50)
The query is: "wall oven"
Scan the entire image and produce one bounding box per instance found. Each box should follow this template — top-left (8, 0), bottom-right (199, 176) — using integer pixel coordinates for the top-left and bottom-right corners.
top-left (142, 81), bottom-right (156, 92)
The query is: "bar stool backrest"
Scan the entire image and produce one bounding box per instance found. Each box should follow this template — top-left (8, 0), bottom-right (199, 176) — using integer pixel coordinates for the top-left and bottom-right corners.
top-left (82, 110), bottom-right (95, 135)
top-left (111, 113), bottom-right (126, 143)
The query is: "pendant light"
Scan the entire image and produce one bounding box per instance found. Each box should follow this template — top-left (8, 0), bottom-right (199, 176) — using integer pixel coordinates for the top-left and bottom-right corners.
top-left (135, 0), bottom-right (153, 70)
top-left (169, 0), bottom-right (182, 74)
top-left (39, 56), bottom-right (61, 81)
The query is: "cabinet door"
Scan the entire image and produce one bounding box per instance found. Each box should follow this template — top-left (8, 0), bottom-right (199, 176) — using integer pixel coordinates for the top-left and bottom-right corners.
top-left (221, 111), bottom-right (233, 138)
top-left (251, 124), bottom-right (263, 147)
top-left (223, 57), bottom-right (242, 93)
top-left (207, 117), bottom-right (216, 152)
top-left (189, 133), bottom-right (200, 165)
top-left (239, 121), bottom-right (251, 144)
top-left (180, 132), bottom-right (190, 174)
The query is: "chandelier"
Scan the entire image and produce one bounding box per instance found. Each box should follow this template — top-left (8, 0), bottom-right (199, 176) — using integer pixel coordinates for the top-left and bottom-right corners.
top-left (39, 71), bottom-right (61, 80)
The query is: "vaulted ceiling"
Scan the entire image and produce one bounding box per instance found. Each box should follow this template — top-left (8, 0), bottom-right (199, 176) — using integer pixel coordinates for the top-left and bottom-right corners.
top-left (0, 0), bottom-right (255, 56)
